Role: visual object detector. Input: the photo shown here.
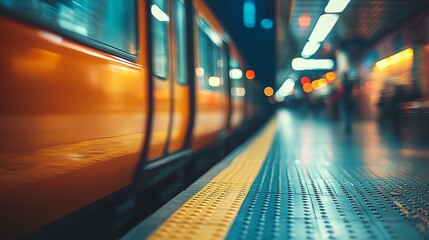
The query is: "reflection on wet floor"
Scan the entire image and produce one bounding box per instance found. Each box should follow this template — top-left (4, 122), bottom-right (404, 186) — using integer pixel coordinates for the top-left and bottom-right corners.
top-left (288, 107), bottom-right (429, 165)
top-left (227, 109), bottom-right (429, 239)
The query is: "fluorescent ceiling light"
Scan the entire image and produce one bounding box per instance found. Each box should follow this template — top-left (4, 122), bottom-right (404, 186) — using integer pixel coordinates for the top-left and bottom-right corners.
top-left (292, 58), bottom-right (335, 70)
top-left (301, 42), bottom-right (321, 58)
top-left (274, 93), bottom-right (285, 102)
top-left (276, 79), bottom-right (295, 97)
top-left (151, 4), bottom-right (170, 22)
top-left (308, 14), bottom-right (339, 42)
top-left (325, 0), bottom-right (351, 13)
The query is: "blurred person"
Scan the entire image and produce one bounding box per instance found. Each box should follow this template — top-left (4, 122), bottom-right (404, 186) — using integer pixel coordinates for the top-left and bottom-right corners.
top-left (328, 86), bottom-right (341, 120)
top-left (340, 73), bottom-right (354, 134)
top-left (376, 89), bottom-right (388, 116)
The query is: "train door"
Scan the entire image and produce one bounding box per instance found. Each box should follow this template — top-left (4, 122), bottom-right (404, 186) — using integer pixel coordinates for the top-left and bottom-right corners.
top-left (167, 0), bottom-right (191, 153)
top-left (147, 0), bottom-right (172, 160)
top-left (147, 0), bottom-right (190, 160)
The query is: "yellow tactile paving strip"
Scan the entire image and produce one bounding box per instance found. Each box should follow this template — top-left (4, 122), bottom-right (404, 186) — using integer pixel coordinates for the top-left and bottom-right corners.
top-left (149, 119), bottom-right (276, 240)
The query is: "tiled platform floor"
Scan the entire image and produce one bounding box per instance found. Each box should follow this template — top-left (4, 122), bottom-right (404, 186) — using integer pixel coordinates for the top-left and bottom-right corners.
top-left (124, 110), bottom-right (429, 239)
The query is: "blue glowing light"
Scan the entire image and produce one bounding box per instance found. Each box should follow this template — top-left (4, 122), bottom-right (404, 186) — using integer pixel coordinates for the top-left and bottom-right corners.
top-left (260, 18), bottom-right (273, 29)
top-left (243, 0), bottom-right (255, 28)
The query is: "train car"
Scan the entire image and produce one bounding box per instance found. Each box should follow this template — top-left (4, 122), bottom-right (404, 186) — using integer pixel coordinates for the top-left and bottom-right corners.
top-left (0, 0), bottom-right (269, 238)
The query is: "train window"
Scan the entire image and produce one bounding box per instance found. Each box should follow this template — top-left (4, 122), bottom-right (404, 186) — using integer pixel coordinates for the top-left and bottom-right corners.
top-left (0, 0), bottom-right (137, 58)
top-left (151, 0), bottom-right (169, 79)
top-left (174, 0), bottom-right (187, 85)
top-left (197, 19), bottom-right (222, 91)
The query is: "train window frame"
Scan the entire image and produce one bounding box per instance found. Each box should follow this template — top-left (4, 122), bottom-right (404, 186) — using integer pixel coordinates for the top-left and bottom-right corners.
top-left (196, 18), bottom-right (223, 91)
top-left (0, 0), bottom-right (139, 62)
top-left (229, 58), bottom-right (245, 99)
top-left (174, 0), bottom-right (187, 85)
top-left (150, 0), bottom-right (169, 80)
top-left (220, 44), bottom-right (229, 95)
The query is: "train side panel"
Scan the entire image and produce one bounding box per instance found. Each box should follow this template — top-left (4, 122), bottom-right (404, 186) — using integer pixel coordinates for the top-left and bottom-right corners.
top-left (0, 0), bottom-right (267, 238)
top-left (0, 1), bottom-right (149, 238)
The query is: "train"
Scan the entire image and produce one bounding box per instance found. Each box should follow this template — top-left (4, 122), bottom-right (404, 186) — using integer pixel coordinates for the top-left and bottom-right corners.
top-left (0, 0), bottom-right (271, 238)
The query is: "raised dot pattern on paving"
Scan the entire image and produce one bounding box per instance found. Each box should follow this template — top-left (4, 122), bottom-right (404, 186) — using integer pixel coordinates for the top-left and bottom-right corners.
top-left (149, 120), bottom-right (277, 240)
top-left (226, 129), bottom-right (429, 240)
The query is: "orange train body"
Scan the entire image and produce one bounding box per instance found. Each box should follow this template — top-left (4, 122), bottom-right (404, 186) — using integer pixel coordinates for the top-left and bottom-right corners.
top-left (0, 0), bottom-right (268, 238)
top-left (0, 4), bottom-right (149, 236)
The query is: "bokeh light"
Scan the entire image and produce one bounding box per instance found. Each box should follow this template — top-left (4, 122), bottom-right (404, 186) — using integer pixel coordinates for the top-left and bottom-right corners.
top-left (298, 15), bottom-right (311, 28)
top-left (246, 70), bottom-right (255, 80)
top-left (303, 83), bottom-right (312, 93)
top-left (195, 67), bottom-right (204, 77)
top-left (326, 71), bottom-right (336, 81)
top-left (311, 80), bottom-right (319, 89)
top-left (264, 87), bottom-right (274, 96)
top-left (301, 76), bottom-right (310, 85)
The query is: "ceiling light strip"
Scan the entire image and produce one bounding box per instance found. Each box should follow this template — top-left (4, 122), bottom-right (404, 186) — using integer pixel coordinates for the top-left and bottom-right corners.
top-left (325, 0), bottom-right (351, 13)
top-left (308, 14), bottom-right (339, 43)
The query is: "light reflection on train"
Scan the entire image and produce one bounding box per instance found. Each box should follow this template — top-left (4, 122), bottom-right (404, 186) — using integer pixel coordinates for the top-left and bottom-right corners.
top-left (0, 0), bottom-right (270, 238)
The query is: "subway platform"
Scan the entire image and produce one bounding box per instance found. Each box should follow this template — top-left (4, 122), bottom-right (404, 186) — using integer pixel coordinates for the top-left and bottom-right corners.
top-left (123, 109), bottom-right (429, 240)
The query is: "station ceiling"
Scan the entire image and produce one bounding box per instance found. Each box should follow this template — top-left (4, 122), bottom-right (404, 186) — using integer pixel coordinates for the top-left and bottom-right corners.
top-left (206, 0), bottom-right (429, 88)
top-left (277, 0), bottom-right (429, 83)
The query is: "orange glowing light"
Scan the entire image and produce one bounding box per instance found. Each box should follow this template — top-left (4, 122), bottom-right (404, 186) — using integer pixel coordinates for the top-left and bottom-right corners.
top-left (319, 78), bottom-right (327, 87)
top-left (311, 80), bottom-right (319, 89)
top-left (365, 81), bottom-right (372, 89)
top-left (298, 15), bottom-right (311, 28)
top-left (301, 77), bottom-right (310, 85)
top-left (375, 48), bottom-right (413, 70)
top-left (246, 70), bottom-right (255, 80)
top-left (264, 87), bottom-right (274, 96)
top-left (325, 72), bottom-right (336, 81)
top-left (303, 83), bottom-right (312, 93)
